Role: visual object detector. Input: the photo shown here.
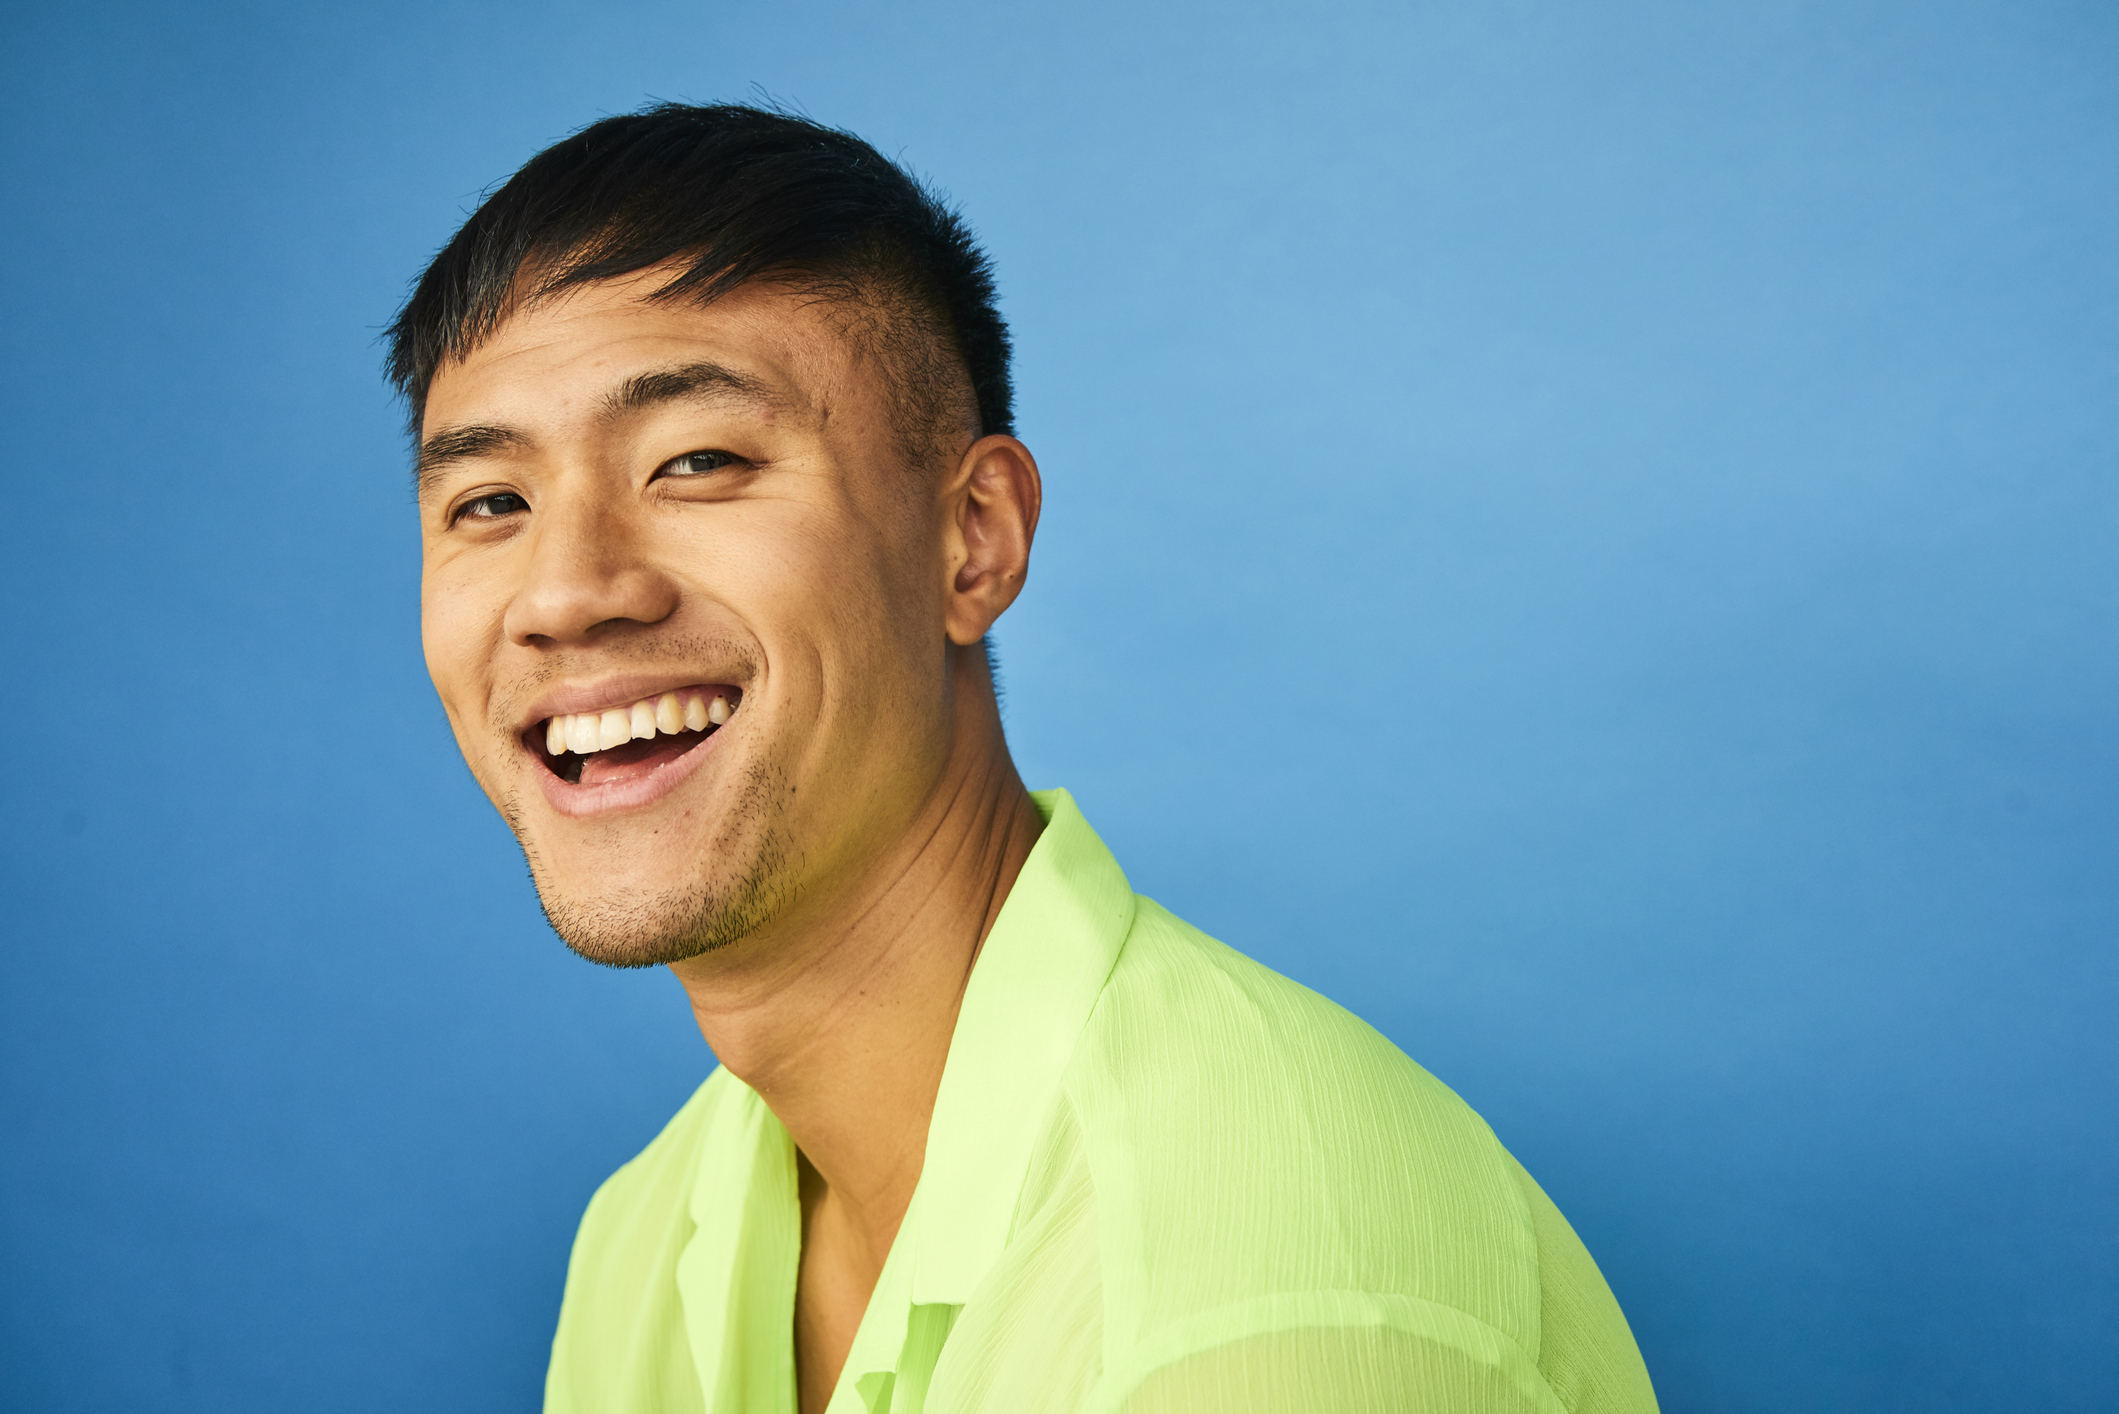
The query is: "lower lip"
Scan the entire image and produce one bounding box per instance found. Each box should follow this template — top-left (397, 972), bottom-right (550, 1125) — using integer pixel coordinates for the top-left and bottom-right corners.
top-left (532, 725), bottom-right (726, 819)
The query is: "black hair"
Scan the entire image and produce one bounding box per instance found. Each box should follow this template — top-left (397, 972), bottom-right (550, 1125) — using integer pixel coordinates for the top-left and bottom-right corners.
top-left (384, 102), bottom-right (1012, 445)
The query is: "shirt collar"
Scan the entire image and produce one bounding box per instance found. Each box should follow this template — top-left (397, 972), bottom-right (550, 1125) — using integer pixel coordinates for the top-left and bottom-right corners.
top-left (903, 787), bottom-right (1136, 1305)
top-left (690, 788), bottom-right (1137, 1413)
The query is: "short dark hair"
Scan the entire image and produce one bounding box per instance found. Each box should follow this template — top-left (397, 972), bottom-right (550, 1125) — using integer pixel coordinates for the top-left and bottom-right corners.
top-left (384, 103), bottom-right (1012, 447)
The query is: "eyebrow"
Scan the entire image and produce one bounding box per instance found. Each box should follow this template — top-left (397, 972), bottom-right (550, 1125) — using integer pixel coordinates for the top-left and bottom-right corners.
top-left (415, 361), bottom-right (784, 498)
top-left (597, 359), bottom-right (782, 421)
top-left (415, 423), bottom-right (532, 497)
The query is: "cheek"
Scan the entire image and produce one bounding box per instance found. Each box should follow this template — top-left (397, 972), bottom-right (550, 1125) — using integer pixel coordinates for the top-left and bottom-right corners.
top-left (696, 500), bottom-right (899, 630)
top-left (420, 559), bottom-right (505, 720)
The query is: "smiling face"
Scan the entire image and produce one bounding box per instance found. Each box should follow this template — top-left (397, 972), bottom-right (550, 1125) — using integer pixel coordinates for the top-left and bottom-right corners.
top-left (418, 271), bottom-right (1019, 966)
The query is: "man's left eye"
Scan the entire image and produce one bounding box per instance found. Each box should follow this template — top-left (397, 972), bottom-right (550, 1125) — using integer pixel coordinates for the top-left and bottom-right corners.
top-left (457, 492), bottom-right (528, 522)
top-left (663, 450), bottom-right (739, 477)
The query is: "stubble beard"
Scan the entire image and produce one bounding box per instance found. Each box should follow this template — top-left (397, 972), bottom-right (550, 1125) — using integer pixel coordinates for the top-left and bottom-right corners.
top-left (502, 755), bottom-right (803, 969)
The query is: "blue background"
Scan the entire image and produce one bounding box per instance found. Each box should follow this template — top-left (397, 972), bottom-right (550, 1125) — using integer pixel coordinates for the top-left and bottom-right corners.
top-left (3, 2), bottom-right (2114, 1409)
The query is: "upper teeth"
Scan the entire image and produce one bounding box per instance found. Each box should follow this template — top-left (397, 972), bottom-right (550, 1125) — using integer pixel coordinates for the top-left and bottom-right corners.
top-left (544, 690), bottom-right (733, 757)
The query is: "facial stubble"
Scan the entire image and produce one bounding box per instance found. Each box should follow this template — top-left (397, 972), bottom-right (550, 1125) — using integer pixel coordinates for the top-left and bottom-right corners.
top-left (502, 752), bottom-right (803, 969)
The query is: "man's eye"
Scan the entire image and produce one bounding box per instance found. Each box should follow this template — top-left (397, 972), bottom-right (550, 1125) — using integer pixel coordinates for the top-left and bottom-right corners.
top-left (456, 492), bottom-right (528, 523)
top-left (663, 449), bottom-right (738, 477)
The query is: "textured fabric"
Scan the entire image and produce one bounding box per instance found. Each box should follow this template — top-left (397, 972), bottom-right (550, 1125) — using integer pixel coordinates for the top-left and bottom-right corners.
top-left (546, 790), bottom-right (1659, 1414)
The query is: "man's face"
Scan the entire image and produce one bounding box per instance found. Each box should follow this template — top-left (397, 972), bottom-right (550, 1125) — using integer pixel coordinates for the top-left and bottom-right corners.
top-left (418, 273), bottom-right (970, 966)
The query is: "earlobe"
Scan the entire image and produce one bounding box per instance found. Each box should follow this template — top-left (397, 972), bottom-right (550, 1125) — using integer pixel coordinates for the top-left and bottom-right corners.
top-left (943, 435), bottom-right (1042, 646)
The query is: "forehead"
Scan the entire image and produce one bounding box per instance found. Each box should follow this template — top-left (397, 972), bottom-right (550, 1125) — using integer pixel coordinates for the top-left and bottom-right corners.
top-left (421, 272), bottom-right (870, 439)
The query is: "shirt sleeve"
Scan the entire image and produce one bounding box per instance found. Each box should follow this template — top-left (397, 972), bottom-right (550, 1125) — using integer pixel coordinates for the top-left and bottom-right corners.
top-left (1504, 1155), bottom-right (1661, 1414)
top-left (1109, 1321), bottom-right (1567, 1414)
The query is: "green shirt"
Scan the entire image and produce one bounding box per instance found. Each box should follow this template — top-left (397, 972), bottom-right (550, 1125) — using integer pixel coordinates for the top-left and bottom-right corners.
top-left (546, 790), bottom-right (1659, 1414)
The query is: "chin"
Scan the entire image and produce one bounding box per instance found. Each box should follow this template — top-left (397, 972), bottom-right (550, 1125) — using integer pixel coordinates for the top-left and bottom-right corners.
top-left (527, 835), bottom-right (797, 971)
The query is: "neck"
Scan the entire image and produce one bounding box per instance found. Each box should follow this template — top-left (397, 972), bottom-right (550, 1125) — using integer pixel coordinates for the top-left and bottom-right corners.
top-left (666, 654), bottom-right (1044, 1274)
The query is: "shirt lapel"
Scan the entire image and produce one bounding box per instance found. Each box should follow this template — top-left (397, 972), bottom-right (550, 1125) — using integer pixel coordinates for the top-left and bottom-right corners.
top-left (910, 788), bottom-right (1136, 1304)
top-left (678, 1084), bottom-right (801, 1414)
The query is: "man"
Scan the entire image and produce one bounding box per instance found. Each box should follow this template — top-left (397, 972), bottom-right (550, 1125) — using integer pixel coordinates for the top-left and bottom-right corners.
top-left (392, 103), bottom-right (1658, 1414)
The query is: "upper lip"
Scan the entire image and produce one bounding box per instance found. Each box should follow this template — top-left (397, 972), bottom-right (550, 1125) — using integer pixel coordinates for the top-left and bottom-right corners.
top-left (511, 672), bottom-right (748, 736)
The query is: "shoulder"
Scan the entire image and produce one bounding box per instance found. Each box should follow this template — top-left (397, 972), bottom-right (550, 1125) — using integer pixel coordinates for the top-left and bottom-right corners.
top-left (1059, 899), bottom-right (1658, 1412)
top-left (1063, 900), bottom-right (1540, 1350)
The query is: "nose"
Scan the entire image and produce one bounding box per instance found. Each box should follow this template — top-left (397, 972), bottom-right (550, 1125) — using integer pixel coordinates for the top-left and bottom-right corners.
top-left (503, 490), bottom-right (680, 647)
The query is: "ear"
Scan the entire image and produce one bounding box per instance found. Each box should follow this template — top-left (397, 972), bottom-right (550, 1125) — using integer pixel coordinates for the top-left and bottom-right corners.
top-left (940, 434), bottom-right (1042, 646)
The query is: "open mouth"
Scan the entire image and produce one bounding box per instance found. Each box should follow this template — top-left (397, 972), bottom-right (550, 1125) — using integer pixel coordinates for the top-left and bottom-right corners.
top-left (529, 686), bottom-right (741, 787)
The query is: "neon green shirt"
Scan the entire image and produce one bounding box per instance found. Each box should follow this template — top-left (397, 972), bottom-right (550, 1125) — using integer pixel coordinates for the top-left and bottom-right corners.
top-left (546, 790), bottom-right (1658, 1413)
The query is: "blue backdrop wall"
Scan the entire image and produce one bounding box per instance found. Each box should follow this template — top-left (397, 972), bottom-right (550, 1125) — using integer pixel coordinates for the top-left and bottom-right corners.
top-left (3, 2), bottom-right (2114, 1409)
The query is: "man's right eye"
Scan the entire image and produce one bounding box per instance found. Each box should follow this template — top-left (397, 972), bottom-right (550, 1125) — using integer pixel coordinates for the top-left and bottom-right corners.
top-left (455, 492), bottom-right (529, 523)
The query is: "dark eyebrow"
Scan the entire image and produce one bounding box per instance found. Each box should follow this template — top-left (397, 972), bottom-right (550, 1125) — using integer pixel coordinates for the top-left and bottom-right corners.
top-left (415, 362), bottom-right (782, 498)
top-left (598, 360), bottom-right (782, 421)
top-left (416, 423), bottom-right (532, 497)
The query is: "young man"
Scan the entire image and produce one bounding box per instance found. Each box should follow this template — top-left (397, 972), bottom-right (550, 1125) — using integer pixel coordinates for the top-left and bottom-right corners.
top-left (392, 104), bottom-right (1658, 1414)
